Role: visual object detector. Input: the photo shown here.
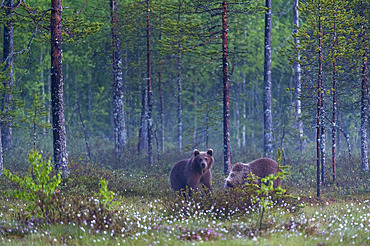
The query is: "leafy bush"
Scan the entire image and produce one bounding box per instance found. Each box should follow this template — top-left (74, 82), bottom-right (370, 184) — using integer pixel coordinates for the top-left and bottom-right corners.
top-left (3, 150), bottom-right (61, 222)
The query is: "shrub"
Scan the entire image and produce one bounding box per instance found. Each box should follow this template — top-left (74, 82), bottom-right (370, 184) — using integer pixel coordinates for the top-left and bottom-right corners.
top-left (3, 150), bottom-right (61, 223)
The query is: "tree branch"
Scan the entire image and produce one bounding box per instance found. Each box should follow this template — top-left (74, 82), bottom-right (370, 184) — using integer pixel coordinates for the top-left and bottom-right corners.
top-left (193, 34), bottom-right (221, 49)
top-left (5, 8), bottom-right (53, 63)
top-left (75, 0), bottom-right (88, 15)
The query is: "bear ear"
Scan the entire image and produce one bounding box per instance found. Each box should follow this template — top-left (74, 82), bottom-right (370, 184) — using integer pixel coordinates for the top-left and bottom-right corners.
top-left (233, 163), bottom-right (244, 171)
top-left (207, 149), bottom-right (213, 156)
top-left (193, 149), bottom-right (200, 156)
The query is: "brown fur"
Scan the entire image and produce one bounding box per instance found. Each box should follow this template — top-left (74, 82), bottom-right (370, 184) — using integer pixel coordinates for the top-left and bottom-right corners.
top-left (170, 149), bottom-right (214, 194)
top-left (224, 158), bottom-right (282, 189)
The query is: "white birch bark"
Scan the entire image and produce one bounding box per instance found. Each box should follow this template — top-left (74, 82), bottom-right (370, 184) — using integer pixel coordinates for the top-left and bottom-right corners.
top-left (263, 0), bottom-right (273, 158)
top-left (293, 0), bottom-right (306, 152)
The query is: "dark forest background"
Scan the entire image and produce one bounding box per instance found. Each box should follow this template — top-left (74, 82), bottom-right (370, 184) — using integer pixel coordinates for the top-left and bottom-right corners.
top-left (0, 0), bottom-right (369, 186)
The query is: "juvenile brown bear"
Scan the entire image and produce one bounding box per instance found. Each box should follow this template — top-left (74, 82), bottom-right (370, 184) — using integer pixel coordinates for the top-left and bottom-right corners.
top-left (170, 149), bottom-right (214, 194)
top-left (224, 158), bottom-right (282, 189)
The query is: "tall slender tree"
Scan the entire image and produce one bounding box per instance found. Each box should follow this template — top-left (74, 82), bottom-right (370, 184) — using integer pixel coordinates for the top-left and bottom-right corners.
top-left (263, 0), bottom-right (273, 158)
top-left (110, 0), bottom-right (127, 164)
top-left (158, 70), bottom-right (165, 153)
top-left (158, 4), bottom-right (165, 154)
top-left (0, 127), bottom-right (2, 176)
top-left (360, 0), bottom-right (369, 172)
top-left (221, 0), bottom-right (231, 174)
top-left (177, 1), bottom-right (182, 151)
top-left (51, 0), bottom-right (68, 177)
top-left (321, 82), bottom-right (326, 184)
top-left (316, 0), bottom-right (323, 198)
top-left (147, 0), bottom-right (154, 166)
top-left (332, 13), bottom-right (337, 182)
top-left (2, 0), bottom-right (14, 151)
top-left (293, 0), bottom-right (306, 152)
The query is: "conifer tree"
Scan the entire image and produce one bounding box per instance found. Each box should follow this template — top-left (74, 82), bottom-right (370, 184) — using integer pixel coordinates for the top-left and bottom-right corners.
top-left (51, 0), bottom-right (68, 177)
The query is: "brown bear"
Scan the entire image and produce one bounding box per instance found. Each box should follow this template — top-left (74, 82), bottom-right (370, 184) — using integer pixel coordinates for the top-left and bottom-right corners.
top-left (170, 149), bottom-right (214, 194)
top-left (224, 158), bottom-right (282, 189)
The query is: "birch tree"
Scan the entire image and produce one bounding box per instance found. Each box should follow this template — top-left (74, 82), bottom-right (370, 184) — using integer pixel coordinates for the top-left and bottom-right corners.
top-left (110, 0), bottom-right (127, 164)
top-left (263, 0), bottom-right (273, 158)
top-left (2, 0), bottom-right (14, 152)
top-left (222, 0), bottom-right (231, 174)
top-left (360, 0), bottom-right (369, 172)
top-left (176, 1), bottom-right (182, 151)
top-left (147, 0), bottom-right (154, 166)
top-left (316, 0), bottom-right (323, 198)
top-left (293, 0), bottom-right (306, 152)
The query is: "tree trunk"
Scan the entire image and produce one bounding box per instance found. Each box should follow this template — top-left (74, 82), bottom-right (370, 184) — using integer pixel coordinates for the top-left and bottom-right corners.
top-left (158, 71), bottom-right (165, 153)
top-left (360, 1), bottom-right (369, 172)
top-left (77, 102), bottom-right (92, 161)
top-left (263, 0), bottom-right (273, 158)
top-left (177, 2), bottom-right (182, 151)
top-left (321, 90), bottom-right (325, 184)
top-left (41, 48), bottom-right (46, 135)
top-left (87, 68), bottom-right (92, 123)
top-left (337, 97), bottom-right (341, 153)
top-left (0, 128), bottom-right (2, 176)
top-left (242, 74), bottom-right (246, 147)
top-left (158, 9), bottom-right (165, 153)
top-left (138, 84), bottom-right (147, 153)
top-left (222, 0), bottom-right (231, 175)
top-left (205, 110), bottom-right (209, 149)
top-left (235, 83), bottom-right (241, 148)
top-left (293, 0), bottom-right (306, 152)
top-left (342, 128), bottom-right (352, 160)
top-left (146, 0), bottom-right (153, 166)
top-left (332, 18), bottom-right (337, 182)
top-left (51, 0), bottom-right (68, 177)
top-left (110, 0), bottom-right (127, 164)
top-left (193, 83), bottom-right (197, 144)
top-left (316, 0), bottom-right (322, 198)
top-left (2, 0), bottom-right (14, 151)
top-left (47, 64), bottom-right (51, 126)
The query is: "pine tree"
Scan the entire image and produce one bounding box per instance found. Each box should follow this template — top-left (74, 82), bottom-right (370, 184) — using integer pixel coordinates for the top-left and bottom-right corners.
top-left (51, 0), bottom-right (68, 177)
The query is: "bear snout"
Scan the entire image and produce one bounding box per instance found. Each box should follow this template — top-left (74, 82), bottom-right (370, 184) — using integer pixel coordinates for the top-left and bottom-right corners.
top-left (200, 162), bottom-right (206, 168)
top-left (224, 180), bottom-right (234, 189)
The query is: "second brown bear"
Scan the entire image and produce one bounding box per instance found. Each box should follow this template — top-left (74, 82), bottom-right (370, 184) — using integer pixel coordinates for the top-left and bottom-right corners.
top-left (170, 149), bottom-right (214, 194)
top-left (224, 157), bottom-right (282, 189)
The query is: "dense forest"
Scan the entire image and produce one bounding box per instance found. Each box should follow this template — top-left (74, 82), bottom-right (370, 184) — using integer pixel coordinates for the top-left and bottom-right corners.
top-left (0, 0), bottom-right (369, 245)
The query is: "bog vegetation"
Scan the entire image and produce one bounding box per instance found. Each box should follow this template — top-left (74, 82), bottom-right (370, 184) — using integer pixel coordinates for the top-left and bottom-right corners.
top-left (0, 0), bottom-right (370, 245)
top-left (0, 144), bottom-right (369, 245)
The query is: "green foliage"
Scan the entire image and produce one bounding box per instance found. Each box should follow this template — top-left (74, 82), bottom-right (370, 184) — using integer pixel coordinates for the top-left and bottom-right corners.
top-left (20, 93), bottom-right (51, 149)
top-left (0, 66), bottom-right (24, 129)
top-left (2, 150), bottom-right (62, 222)
top-left (94, 178), bottom-right (121, 209)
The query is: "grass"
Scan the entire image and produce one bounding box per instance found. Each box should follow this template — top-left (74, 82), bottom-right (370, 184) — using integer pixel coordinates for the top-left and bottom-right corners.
top-left (0, 147), bottom-right (369, 245)
top-left (1, 197), bottom-right (368, 245)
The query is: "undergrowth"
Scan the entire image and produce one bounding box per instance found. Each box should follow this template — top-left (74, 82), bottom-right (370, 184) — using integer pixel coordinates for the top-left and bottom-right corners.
top-left (0, 145), bottom-right (369, 245)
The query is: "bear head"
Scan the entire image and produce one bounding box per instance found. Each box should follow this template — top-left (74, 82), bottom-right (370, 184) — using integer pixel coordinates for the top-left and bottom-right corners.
top-left (224, 162), bottom-right (251, 189)
top-left (192, 149), bottom-right (213, 171)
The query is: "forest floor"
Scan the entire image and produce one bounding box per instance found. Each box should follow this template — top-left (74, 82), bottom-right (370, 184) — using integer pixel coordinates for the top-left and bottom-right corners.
top-left (0, 150), bottom-right (369, 245)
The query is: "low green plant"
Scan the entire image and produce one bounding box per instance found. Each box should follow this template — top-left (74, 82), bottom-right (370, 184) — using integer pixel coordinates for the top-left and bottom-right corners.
top-left (252, 148), bottom-right (290, 234)
top-left (94, 178), bottom-right (120, 209)
top-left (3, 150), bottom-right (61, 222)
